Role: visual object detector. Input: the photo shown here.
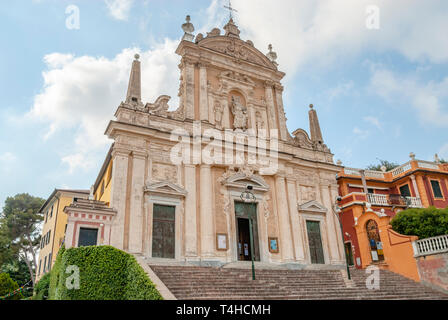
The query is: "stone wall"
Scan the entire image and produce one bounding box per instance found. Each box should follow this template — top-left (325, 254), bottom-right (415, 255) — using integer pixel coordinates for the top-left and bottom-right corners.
top-left (416, 252), bottom-right (448, 294)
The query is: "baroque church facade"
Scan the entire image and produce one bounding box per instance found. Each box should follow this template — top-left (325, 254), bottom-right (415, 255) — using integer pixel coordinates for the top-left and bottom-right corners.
top-left (63, 16), bottom-right (345, 268)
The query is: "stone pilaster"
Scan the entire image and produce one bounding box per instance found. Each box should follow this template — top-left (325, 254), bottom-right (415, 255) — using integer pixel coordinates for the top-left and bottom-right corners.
top-left (410, 175), bottom-right (421, 198)
top-left (200, 165), bottom-right (215, 259)
top-left (128, 151), bottom-right (147, 254)
top-left (199, 64), bottom-right (208, 121)
top-left (275, 175), bottom-right (295, 262)
top-left (109, 148), bottom-right (130, 250)
top-left (286, 178), bottom-right (306, 262)
top-left (274, 84), bottom-right (288, 141)
top-left (184, 61), bottom-right (195, 120)
top-left (184, 164), bottom-right (198, 258)
top-left (264, 82), bottom-right (277, 134)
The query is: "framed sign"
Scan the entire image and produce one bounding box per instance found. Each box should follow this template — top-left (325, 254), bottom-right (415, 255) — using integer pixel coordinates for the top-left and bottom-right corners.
top-left (268, 237), bottom-right (279, 253)
top-left (216, 233), bottom-right (228, 251)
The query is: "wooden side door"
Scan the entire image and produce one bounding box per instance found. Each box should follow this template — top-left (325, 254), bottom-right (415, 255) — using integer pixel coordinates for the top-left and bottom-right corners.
top-left (152, 204), bottom-right (175, 259)
top-left (306, 220), bottom-right (325, 264)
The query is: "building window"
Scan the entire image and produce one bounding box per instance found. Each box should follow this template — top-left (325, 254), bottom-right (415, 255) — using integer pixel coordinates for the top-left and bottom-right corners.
top-left (367, 188), bottom-right (374, 194)
top-left (399, 184), bottom-right (411, 197)
top-left (78, 228), bottom-right (98, 247)
top-left (48, 253), bottom-right (52, 271)
top-left (38, 260), bottom-right (42, 275)
top-left (430, 180), bottom-right (443, 199)
top-left (100, 181), bottom-right (105, 198)
top-left (50, 205), bottom-right (54, 218)
top-left (45, 210), bottom-right (48, 223)
top-left (47, 230), bottom-right (51, 245)
top-left (43, 256), bottom-right (47, 273)
top-left (106, 163), bottom-right (113, 186)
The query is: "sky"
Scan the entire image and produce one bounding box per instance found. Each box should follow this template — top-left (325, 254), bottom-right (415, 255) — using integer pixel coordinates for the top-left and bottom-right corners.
top-left (0, 0), bottom-right (447, 209)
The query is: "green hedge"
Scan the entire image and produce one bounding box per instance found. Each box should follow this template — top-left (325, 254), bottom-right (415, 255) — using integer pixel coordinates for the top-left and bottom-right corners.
top-left (48, 245), bottom-right (162, 300)
top-left (391, 207), bottom-right (448, 239)
top-left (34, 272), bottom-right (50, 300)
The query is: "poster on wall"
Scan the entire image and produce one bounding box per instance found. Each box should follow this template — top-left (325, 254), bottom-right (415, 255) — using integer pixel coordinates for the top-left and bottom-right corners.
top-left (216, 234), bottom-right (228, 251)
top-left (268, 237), bottom-right (279, 253)
top-left (376, 242), bottom-right (383, 250)
top-left (371, 250), bottom-right (379, 261)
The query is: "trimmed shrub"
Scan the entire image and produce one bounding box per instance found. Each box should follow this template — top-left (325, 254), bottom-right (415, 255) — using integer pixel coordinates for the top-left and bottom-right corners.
top-left (391, 207), bottom-right (448, 239)
top-left (0, 273), bottom-right (24, 300)
top-left (49, 245), bottom-right (162, 300)
top-left (48, 245), bottom-right (65, 299)
top-left (34, 272), bottom-right (50, 300)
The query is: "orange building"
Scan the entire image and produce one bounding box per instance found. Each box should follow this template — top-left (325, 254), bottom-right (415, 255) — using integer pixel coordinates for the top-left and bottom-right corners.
top-left (337, 154), bottom-right (448, 281)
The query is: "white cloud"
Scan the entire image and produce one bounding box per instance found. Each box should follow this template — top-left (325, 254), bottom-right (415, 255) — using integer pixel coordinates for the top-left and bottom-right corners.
top-left (353, 126), bottom-right (369, 139)
top-left (363, 116), bottom-right (382, 130)
top-left (0, 152), bottom-right (16, 163)
top-left (223, 0), bottom-right (448, 78)
top-left (439, 144), bottom-right (448, 160)
top-left (369, 68), bottom-right (448, 127)
top-left (105, 0), bottom-right (134, 21)
top-left (326, 81), bottom-right (354, 101)
top-left (28, 39), bottom-right (180, 173)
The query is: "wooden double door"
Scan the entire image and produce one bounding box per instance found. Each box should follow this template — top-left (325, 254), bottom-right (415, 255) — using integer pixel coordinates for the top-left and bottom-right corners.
top-left (235, 202), bottom-right (260, 261)
top-left (306, 220), bottom-right (325, 264)
top-left (152, 204), bottom-right (175, 259)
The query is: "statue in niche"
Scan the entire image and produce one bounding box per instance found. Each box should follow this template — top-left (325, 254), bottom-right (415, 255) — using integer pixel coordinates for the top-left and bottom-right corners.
top-left (231, 96), bottom-right (248, 130)
top-left (255, 111), bottom-right (265, 132)
top-left (214, 100), bottom-right (224, 128)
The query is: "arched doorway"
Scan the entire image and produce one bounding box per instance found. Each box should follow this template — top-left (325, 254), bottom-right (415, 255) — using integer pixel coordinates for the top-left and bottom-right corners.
top-left (365, 220), bottom-right (384, 262)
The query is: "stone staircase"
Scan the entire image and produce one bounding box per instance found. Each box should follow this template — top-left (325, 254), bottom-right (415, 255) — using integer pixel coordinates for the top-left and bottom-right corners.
top-left (149, 264), bottom-right (448, 300)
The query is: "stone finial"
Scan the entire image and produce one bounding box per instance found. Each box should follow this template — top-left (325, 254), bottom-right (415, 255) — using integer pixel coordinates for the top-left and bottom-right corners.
top-left (126, 53), bottom-right (142, 104)
top-left (409, 152), bottom-right (416, 161)
top-left (380, 165), bottom-right (387, 172)
top-left (337, 159), bottom-right (342, 166)
top-left (266, 44), bottom-right (278, 65)
top-left (223, 18), bottom-right (240, 38)
top-left (308, 104), bottom-right (324, 145)
top-left (435, 153), bottom-right (441, 163)
top-left (182, 15), bottom-right (195, 42)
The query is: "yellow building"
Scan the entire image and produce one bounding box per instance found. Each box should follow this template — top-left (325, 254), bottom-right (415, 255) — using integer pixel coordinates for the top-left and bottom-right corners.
top-left (36, 189), bottom-right (89, 281)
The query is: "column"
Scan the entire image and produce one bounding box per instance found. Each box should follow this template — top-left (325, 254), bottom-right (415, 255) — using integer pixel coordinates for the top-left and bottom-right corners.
top-left (184, 164), bottom-right (198, 258)
top-left (128, 151), bottom-right (147, 253)
top-left (109, 148), bottom-right (130, 250)
top-left (275, 175), bottom-right (295, 262)
top-left (410, 175), bottom-right (421, 198)
top-left (200, 165), bottom-right (215, 259)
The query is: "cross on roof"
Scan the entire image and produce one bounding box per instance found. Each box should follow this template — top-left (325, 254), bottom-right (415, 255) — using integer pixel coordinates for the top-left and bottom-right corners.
top-left (224, 0), bottom-right (238, 20)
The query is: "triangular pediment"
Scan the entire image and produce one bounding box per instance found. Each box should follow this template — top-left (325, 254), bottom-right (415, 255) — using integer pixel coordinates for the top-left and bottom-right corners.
top-left (298, 200), bottom-right (327, 213)
top-left (222, 172), bottom-right (270, 192)
top-left (144, 181), bottom-right (187, 197)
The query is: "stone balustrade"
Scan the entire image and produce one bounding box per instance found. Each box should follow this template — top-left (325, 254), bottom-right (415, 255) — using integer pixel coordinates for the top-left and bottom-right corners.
top-left (413, 234), bottom-right (448, 257)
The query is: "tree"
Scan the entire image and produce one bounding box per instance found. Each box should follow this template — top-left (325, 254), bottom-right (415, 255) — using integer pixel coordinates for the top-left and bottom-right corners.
top-left (366, 159), bottom-right (400, 171)
top-left (0, 194), bottom-right (45, 288)
top-left (0, 273), bottom-right (24, 300)
top-left (391, 207), bottom-right (448, 239)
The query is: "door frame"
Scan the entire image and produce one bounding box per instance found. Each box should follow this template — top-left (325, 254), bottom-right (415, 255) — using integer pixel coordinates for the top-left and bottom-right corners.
top-left (146, 195), bottom-right (183, 260)
top-left (235, 209), bottom-right (261, 262)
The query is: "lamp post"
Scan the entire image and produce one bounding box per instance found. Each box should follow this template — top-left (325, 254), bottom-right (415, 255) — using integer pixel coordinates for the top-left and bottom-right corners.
top-left (240, 185), bottom-right (256, 280)
top-left (333, 199), bottom-right (351, 280)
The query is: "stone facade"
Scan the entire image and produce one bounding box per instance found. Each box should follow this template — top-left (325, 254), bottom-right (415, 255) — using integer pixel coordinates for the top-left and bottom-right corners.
top-left (84, 17), bottom-right (345, 267)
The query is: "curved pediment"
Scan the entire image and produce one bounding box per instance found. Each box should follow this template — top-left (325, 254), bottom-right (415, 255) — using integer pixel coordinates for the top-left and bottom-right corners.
top-left (291, 129), bottom-right (313, 149)
top-left (198, 36), bottom-right (277, 70)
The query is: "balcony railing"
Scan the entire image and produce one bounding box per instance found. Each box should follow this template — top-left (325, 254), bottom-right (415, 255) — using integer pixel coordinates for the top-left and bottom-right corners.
top-left (366, 193), bottom-right (422, 208)
top-left (413, 234), bottom-right (448, 257)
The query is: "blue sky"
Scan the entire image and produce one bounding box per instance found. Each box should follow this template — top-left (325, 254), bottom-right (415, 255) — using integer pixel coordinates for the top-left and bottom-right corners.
top-left (0, 0), bottom-right (447, 208)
